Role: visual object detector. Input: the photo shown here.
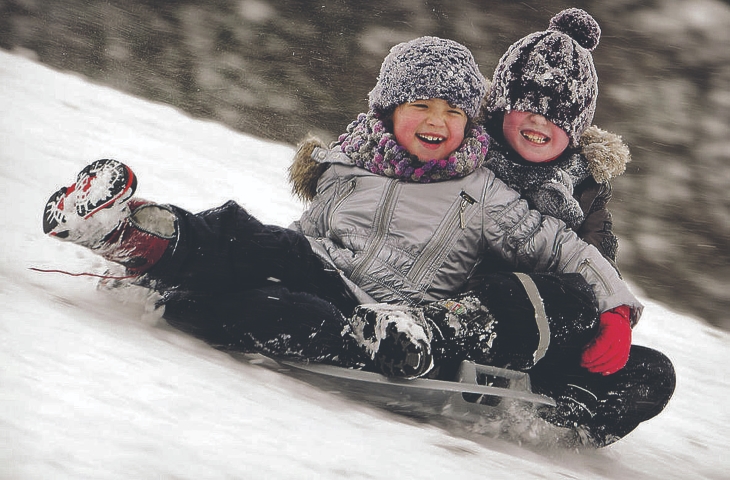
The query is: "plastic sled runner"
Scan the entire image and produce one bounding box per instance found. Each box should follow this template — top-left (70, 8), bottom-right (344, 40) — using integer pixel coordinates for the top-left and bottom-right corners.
top-left (235, 355), bottom-right (555, 422)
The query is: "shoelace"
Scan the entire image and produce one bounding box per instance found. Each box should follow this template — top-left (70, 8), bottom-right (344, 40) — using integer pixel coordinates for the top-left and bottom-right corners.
top-left (29, 266), bottom-right (137, 280)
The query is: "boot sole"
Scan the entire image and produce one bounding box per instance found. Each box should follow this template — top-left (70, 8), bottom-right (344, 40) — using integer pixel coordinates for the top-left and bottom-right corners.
top-left (43, 159), bottom-right (137, 235)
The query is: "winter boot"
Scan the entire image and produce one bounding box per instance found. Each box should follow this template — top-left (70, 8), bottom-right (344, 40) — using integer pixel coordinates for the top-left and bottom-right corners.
top-left (348, 304), bottom-right (434, 379)
top-left (536, 383), bottom-right (599, 429)
top-left (531, 383), bottom-right (602, 448)
top-left (43, 159), bottom-right (176, 274)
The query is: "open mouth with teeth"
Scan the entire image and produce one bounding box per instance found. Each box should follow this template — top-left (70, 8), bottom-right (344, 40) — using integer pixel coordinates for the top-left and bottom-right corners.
top-left (416, 133), bottom-right (446, 144)
top-left (520, 130), bottom-right (550, 144)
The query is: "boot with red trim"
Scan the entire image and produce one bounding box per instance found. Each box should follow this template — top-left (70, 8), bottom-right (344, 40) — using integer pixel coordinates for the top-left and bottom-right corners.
top-left (43, 159), bottom-right (176, 274)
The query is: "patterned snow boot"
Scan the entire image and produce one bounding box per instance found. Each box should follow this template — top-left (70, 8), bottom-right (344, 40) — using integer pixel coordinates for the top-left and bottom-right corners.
top-left (348, 303), bottom-right (434, 379)
top-left (43, 159), bottom-right (176, 274)
top-left (417, 294), bottom-right (501, 380)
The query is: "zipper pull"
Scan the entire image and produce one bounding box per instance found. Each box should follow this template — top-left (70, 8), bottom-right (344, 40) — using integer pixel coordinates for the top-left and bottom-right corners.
top-left (458, 191), bottom-right (476, 229)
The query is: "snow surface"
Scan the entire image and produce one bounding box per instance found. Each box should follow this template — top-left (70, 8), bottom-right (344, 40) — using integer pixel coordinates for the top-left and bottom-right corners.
top-left (1, 49), bottom-right (728, 479)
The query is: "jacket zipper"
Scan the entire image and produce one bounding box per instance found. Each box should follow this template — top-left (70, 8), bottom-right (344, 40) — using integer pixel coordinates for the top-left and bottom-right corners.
top-left (409, 190), bottom-right (476, 284)
top-left (578, 258), bottom-right (615, 296)
top-left (328, 179), bottom-right (357, 227)
top-left (349, 180), bottom-right (399, 283)
top-left (459, 191), bottom-right (477, 229)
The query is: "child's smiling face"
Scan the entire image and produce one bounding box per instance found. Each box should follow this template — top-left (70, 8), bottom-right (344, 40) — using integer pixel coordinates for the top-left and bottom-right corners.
top-left (502, 110), bottom-right (570, 163)
top-left (393, 98), bottom-right (467, 161)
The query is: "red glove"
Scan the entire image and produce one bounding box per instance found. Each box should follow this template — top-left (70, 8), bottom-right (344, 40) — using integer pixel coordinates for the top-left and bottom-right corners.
top-left (580, 305), bottom-right (632, 375)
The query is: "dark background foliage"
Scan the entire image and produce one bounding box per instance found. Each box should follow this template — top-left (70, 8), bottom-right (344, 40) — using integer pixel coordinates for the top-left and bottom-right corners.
top-left (2, 0), bottom-right (729, 330)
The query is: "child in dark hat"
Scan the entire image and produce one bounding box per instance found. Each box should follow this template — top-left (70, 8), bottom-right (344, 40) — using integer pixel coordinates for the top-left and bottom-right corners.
top-left (41, 35), bottom-right (672, 448)
top-left (482, 8), bottom-right (629, 267)
top-left (477, 8), bottom-right (674, 446)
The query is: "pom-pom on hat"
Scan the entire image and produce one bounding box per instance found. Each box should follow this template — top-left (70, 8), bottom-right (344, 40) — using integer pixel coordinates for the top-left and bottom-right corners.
top-left (485, 8), bottom-right (601, 146)
top-left (368, 36), bottom-right (487, 119)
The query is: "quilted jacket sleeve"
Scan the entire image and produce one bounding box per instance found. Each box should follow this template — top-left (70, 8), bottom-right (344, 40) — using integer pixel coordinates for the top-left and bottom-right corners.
top-left (480, 174), bottom-right (642, 324)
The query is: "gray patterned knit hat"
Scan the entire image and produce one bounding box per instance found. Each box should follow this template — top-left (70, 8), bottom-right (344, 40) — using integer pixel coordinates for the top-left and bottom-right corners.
top-left (368, 36), bottom-right (487, 119)
top-left (485, 8), bottom-right (601, 146)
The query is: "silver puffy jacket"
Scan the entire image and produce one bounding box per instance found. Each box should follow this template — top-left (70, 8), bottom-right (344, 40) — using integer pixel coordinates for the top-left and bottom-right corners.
top-left (292, 147), bottom-right (642, 320)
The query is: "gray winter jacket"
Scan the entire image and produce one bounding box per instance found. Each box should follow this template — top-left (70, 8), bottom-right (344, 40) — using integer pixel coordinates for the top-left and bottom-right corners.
top-left (291, 145), bottom-right (642, 322)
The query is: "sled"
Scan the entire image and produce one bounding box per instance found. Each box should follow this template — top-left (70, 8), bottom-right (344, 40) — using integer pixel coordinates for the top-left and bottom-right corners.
top-left (234, 354), bottom-right (555, 422)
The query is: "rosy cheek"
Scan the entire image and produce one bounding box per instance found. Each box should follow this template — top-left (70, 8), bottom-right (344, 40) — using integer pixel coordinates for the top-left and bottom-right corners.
top-left (448, 136), bottom-right (463, 153)
top-left (393, 120), bottom-right (414, 146)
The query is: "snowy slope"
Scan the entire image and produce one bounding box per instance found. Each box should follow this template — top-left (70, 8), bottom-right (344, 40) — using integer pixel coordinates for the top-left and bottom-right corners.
top-left (1, 50), bottom-right (728, 479)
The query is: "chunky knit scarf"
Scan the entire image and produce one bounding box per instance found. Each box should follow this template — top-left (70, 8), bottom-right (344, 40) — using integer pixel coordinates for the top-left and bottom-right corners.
top-left (334, 111), bottom-right (490, 183)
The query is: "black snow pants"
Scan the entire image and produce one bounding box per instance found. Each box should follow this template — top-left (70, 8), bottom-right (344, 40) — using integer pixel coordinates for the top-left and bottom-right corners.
top-left (529, 344), bottom-right (676, 447)
top-left (140, 201), bottom-right (674, 446)
top-left (140, 201), bottom-right (364, 365)
top-left (423, 271), bottom-right (675, 447)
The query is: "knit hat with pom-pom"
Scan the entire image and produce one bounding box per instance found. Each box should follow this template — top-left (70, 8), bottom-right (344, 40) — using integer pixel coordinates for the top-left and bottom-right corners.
top-left (485, 8), bottom-right (601, 146)
top-left (368, 36), bottom-right (487, 119)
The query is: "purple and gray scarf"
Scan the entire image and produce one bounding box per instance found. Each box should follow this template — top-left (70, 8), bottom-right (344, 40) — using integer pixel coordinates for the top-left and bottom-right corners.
top-left (334, 111), bottom-right (489, 183)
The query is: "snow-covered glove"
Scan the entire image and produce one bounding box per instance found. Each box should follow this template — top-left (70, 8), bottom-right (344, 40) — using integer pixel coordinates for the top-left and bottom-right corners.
top-left (580, 305), bottom-right (632, 375)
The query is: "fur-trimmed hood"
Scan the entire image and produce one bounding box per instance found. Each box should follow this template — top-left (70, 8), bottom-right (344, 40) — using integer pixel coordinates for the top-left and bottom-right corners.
top-left (288, 125), bottom-right (630, 203)
top-left (579, 125), bottom-right (631, 184)
top-left (289, 136), bottom-right (330, 202)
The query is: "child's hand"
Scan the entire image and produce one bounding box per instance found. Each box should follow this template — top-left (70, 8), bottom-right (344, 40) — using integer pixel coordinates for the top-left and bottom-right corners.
top-left (580, 305), bottom-right (632, 375)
